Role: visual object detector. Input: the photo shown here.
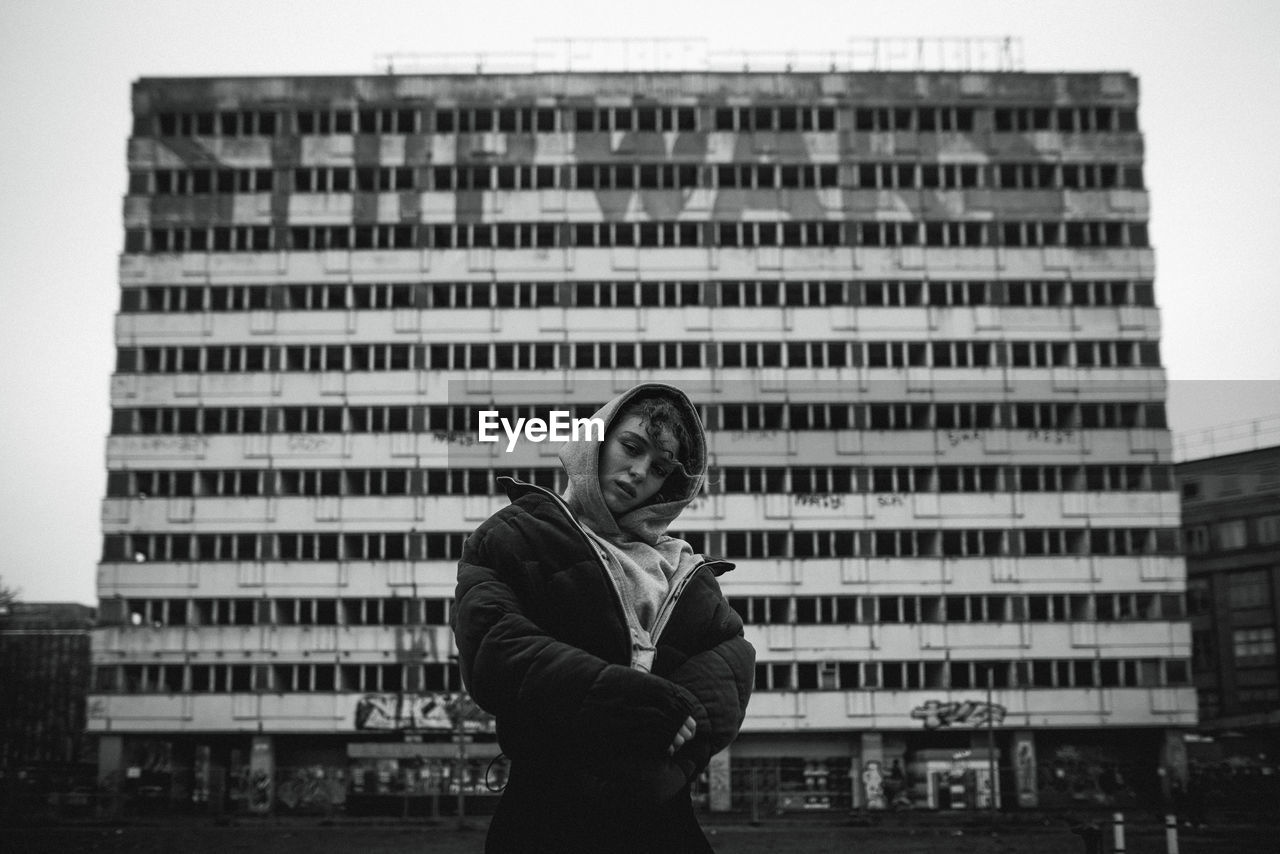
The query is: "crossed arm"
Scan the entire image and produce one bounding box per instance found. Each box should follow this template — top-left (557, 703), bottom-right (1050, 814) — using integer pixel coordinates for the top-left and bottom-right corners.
top-left (453, 539), bottom-right (751, 775)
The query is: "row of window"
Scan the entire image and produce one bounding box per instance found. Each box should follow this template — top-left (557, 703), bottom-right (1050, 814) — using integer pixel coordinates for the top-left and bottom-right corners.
top-left (135, 160), bottom-right (1144, 195)
top-left (1193, 611), bottom-right (1279, 718)
top-left (112, 590), bottom-right (1186, 629)
top-left (103, 526), bottom-right (1181, 563)
top-left (1195, 625), bottom-right (1280, 671)
top-left (104, 530), bottom-right (464, 563)
top-left (119, 278), bottom-right (1157, 312)
top-left (1187, 568), bottom-right (1274, 617)
top-left (142, 104), bottom-right (1138, 138)
top-left (92, 655), bottom-right (1187, 696)
top-left (94, 662), bottom-right (461, 694)
top-left (145, 168), bottom-right (275, 195)
top-left (129, 218), bottom-right (1151, 253)
top-left (115, 338), bottom-right (1163, 374)
top-left (682, 528), bottom-right (1180, 559)
top-left (1184, 515), bottom-right (1280, 554)
top-left (110, 400), bottom-right (1169, 435)
top-left (732, 591), bottom-right (1186, 625)
top-left (107, 463), bottom-right (1175, 499)
top-left (1196, 688), bottom-right (1279, 722)
top-left (1180, 466), bottom-right (1280, 501)
top-left (113, 596), bottom-right (451, 627)
top-left (1230, 627), bottom-right (1277, 659)
top-left (755, 657), bottom-right (1187, 693)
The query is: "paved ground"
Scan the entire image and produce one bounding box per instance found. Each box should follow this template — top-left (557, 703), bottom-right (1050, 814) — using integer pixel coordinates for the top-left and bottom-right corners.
top-left (4, 815), bottom-right (1277, 854)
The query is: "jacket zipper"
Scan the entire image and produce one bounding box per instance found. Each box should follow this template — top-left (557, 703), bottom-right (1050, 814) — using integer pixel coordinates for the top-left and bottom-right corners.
top-left (648, 558), bottom-right (732, 648)
top-left (499, 477), bottom-right (723, 671)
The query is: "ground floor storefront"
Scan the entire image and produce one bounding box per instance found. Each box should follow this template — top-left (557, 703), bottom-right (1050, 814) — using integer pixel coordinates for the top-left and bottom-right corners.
top-left (90, 725), bottom-right (1190, 818)
top-left (92, 733), bottom-right (503, 817)
top-left (724, 727), bottom-right (1184, 814)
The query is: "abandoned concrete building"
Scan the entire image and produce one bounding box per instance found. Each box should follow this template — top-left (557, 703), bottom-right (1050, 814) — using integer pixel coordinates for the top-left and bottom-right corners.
top-left (94, 51), bottom-right (1191, 814)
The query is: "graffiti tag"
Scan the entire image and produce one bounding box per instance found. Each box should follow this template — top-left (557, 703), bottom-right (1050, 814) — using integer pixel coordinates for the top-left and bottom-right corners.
top-left (135, 436), bottom-right (208, 453)
top-left (910, 699), bottom-right (1007, 730)
top-left (431, 430), bottom-right (480, 447)
top-left (795, 493), bottom-right (844, 510)
top-left (286, 434), bottom-right (332, 451)
top-left (730, 430), bottom-right (780, 442)
top-left (1026, 429), bottom-right (1075, 445)
top-left (945, 430), bottom-right (982, 447)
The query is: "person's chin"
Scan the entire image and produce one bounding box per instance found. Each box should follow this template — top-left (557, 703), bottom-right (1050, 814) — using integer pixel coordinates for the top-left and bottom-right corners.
top-left (605, 486), bottom-right (637, 516)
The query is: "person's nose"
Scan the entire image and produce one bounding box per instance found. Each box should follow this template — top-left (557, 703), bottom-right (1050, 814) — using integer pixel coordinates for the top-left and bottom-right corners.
top-left (627, 456), bottom-right (650, 481)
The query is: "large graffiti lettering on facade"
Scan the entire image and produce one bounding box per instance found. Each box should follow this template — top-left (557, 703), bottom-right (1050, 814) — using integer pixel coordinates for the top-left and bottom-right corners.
top-left (910, 699), bottom-right (1007, 730)
top-left (354, 691), bottom-right (494, 732)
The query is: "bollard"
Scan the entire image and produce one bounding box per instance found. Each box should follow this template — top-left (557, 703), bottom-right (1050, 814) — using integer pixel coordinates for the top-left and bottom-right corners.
top-left (1165, 813), bottom-right (1179, 854)
top-left (1112, 811), bottom-right (1126, 854)
top-left (1068, 819), bottom-right (1102, 854)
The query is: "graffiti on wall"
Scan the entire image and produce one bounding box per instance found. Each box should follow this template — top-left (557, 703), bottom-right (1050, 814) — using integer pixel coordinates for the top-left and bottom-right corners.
top-left (1038, 745), bottom-right (1133, 806)
top-left (355, 692), bottom-right (494, 732)
top-left (276, 765), bottom-right (346, 812)
top-left (1015, 734), bottom-right (1038, 808)
top-left (228, 766), bottom-right (272, 812)
top-left (861, 760), bottom-right (887, 809)
top-left (910, 699), bottom-right (1007, 730)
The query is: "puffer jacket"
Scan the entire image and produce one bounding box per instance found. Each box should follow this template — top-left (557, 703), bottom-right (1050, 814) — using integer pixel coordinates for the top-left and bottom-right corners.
top-left (453, 384), bottom-right (755, 854)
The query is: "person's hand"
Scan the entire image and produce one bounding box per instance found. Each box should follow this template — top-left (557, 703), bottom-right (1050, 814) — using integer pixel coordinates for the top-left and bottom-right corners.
top-left (667, 715), bottom-right (696, 755)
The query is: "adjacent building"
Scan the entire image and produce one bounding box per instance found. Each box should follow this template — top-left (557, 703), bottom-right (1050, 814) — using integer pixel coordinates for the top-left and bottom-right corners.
top-left (93, 52), bottom-right (1192, 814)
top-left (1178, 444), bottom-right (1280, 770)
top-left (0, 602), bottom-right (96, 772)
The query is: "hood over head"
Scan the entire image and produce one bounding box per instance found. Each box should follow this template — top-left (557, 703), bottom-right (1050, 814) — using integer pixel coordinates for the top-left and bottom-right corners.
top-left (558, 383), bottom-right (706, 546)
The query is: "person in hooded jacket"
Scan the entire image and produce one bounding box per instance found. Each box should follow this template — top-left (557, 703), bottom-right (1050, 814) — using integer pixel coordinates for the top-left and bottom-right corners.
top-left (453, 383), bottom-right (755, 854)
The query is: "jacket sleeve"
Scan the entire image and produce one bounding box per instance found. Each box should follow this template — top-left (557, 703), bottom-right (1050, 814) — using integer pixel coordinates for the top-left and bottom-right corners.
top-left (655, 583), bottom-right (752, 778)
top-left (453, 524), bottom-right (698, 761)
top-left (665, 630), bottom-right (755, 776)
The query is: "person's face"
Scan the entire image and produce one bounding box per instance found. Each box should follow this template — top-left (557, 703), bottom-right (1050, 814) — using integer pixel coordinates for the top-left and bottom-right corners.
top-left (598, 414), bottom-right (681, 516)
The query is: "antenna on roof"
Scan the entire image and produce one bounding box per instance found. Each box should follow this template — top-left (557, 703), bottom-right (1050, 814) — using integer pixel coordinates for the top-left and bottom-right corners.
top-left (374, 36), bottom-right (1024, 75)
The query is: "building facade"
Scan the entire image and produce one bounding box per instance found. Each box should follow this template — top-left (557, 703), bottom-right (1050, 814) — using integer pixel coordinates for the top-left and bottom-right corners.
top-left (93, 65), bottom-right (1192, 814)
top-left (1178, 445), bottom-right (1280, 773)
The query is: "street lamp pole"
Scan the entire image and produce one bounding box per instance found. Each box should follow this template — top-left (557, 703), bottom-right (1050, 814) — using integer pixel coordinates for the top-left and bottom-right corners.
top-left (455, 714), bottom-right (468, 830)
top-left (986, 663), bottom-right (997, 817)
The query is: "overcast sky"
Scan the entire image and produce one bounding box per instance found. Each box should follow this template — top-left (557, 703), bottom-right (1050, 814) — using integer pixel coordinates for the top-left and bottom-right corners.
top-left (1, 0), bottom-right (1277, 605)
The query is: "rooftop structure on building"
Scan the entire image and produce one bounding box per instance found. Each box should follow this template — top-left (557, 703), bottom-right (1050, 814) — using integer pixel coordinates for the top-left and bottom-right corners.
top-left (94, 48), bottom-right (1191, 815)
top-left (1174, 415), bottom-right (1280, 463)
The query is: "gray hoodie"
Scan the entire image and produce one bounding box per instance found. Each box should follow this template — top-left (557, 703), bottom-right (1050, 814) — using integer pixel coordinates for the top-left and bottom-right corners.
top-left (557, 384), bottom-right (709, 666)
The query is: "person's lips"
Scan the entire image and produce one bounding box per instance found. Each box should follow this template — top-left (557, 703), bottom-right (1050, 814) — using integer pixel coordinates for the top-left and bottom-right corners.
top-left (614, 480), bottom-right (637, 499)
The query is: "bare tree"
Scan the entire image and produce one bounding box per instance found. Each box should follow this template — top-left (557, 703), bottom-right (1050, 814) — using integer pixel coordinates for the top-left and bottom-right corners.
top-left (0, 575), bottom-right (18, 612)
